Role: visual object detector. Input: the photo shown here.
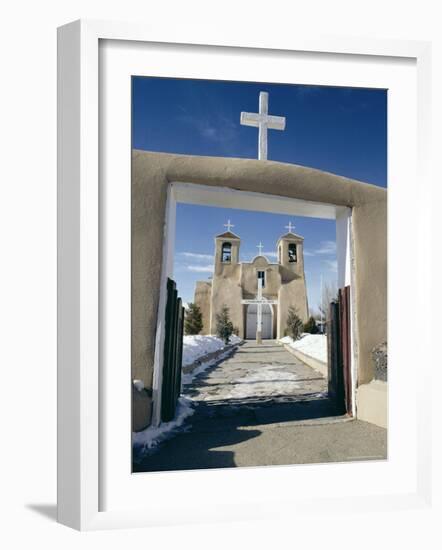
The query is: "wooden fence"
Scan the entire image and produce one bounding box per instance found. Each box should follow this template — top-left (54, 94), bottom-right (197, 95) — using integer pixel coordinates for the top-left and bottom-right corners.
top-left (161, 278), bottom-right (185, 423)
top-left (327, 286), bottom-right (352, 415)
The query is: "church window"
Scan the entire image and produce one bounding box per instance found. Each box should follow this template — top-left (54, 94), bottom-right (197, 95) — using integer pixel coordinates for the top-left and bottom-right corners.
top-left (288, 243), bottom-right (297, 263)
top-left (221, 242), bottom-right (232, 263)
top-left (257, 270), bottom-right (266, 288)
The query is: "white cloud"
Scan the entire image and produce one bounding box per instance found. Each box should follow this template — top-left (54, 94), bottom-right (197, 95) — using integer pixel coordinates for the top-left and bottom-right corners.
top-left (303, 241), bottom-right (337, 257)
top-left (179, 252), bottom-right (214, 261)
top-left (315, 240), bottom-right (336, 255)
top-left (200, 127), bottom-right (218, 139)
top-left (187, 265), bottom-right (214, 273)
top-left (177, 113), bottom-right (239, 147)
top-left (263, 251), bottom-right (278, 259)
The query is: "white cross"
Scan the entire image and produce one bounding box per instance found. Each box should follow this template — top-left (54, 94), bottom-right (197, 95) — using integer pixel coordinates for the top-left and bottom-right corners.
top-left (257, 242), bottom-right (264, 255)
top-left (224, 219), bottom-right (234, 232)
top-left (240, 91), bottom-right (286, 160)
top-left (257, 278), bottom-right (263, 331)
top-left (241, 279), bottom-right (277, 337)
top-left (285, 222), bottom-right (295, 233)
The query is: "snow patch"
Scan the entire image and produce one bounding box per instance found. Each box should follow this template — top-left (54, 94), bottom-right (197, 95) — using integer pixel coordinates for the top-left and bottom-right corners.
top-left (241, 367), bottom-right (299, 383)
top-left (182, 334), bottom-right (242, 367)
top-left (192, 365), bottom-right (302, 402)
top-left (132, 396), bottom-right (195, 456)
top-left (133, 335), bottom-right (242, 456)
top-left (280, 334), bottom-right (327, 363)
top-left (182, 348), bottom-right (234, 386)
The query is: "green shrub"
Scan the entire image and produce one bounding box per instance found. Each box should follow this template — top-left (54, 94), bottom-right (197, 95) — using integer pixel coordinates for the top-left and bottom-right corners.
top-left (184, 303), bottom-right (203, 335)
top-left (215, 305), bottom-right (234, 344)
top-left (303, 316), bottom-right (319, 334)
top-left (286, 306), bottom-right (303, 341)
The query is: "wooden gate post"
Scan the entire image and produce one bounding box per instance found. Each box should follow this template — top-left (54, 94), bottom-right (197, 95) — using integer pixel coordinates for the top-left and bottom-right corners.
top-left (339, 286), bottom-right (352, 414)
top-left (161, 278), bottom-right (185, 423)
top-left (327, 300), bottom-right (346, 415)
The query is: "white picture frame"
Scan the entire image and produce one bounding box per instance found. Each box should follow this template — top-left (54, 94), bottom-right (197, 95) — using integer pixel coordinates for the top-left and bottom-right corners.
top-left (57, 19), bottom-right (432, 531)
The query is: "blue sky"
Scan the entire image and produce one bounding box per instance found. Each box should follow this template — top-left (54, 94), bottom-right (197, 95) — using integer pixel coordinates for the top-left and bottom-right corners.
top-left (132, 77), bottom-right (387, 311)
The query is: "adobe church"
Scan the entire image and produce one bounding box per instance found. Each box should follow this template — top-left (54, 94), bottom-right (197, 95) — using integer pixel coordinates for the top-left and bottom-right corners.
top-left (194, 221), bottom-right (309, 340)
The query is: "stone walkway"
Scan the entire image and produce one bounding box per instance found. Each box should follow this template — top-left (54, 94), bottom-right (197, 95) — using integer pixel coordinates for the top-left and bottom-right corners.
top-left (134, 340), bottom-right (387, 472)
top-left (184, 340), bottom-right (327, 404)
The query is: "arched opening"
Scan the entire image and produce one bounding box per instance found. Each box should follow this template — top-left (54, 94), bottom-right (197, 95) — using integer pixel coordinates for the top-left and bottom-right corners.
top-left (221, 242), bottom-right (232, 263)
top-left (288, 242), bottom-right (297, 262)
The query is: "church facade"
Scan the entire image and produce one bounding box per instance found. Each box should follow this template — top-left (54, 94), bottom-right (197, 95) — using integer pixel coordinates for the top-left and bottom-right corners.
top-left (194, 226), bottom-right (309, 340)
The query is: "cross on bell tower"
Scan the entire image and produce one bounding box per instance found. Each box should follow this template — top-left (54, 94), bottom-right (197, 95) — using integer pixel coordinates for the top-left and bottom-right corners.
top-left (224, 219), bottom-right (235, 232)
top-left (285, 221), bottom-right (295, 234)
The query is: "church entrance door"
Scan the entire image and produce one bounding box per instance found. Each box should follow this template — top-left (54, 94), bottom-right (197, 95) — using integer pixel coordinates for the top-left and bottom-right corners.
top-left (246, 303), bottom-right (272, 339)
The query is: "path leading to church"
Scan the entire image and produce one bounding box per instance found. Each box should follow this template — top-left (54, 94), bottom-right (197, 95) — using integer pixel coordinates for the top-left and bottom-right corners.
top-left (185, 340), bottom-right (327, 404)
top-left (134, 341), bottom-right (387, 472)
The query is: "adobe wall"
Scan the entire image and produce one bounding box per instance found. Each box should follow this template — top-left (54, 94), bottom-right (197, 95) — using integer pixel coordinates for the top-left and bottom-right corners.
top-left (132, 150), bottom-right (387, 429)
top-left (240, 257), bottom-right (280, 298)
top-left (277, 277), bottom-right (309, 337)
top-left (194, 280), bottom-right (212, 335)
top-left (210, 266), bottom-right (244, 337)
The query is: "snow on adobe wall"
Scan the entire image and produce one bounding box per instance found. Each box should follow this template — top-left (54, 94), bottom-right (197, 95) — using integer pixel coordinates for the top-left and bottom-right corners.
top-left (182, 334), bottom-right (242, 367)
top-left (280, 334), bottom-right (327, 363)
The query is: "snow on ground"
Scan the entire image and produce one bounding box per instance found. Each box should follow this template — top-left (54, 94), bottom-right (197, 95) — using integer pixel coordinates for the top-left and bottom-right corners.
top-left (133, 397), bottom-right (195, 457)
top-left (280, 334), bottom-right (327, 363)
top-left (182, 348), bottom-right (236, 386)
top-left (192, 365), bottom-right (302, 401)
top-left (182, 334), bottom-right (242, 366)
top-left (133, 335), bottom-right (243, 456)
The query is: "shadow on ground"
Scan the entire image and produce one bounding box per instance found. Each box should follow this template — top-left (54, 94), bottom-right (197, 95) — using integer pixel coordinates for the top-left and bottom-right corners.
top-left (133, 424), bottom-right (262, 472)
top-left (133, 342), bottom-right (382, 473)
top-left (133, 393), bottom-right (346, 473)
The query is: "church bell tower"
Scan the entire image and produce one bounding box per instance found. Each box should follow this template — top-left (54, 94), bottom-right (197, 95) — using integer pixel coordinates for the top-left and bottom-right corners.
top-left (277, 222), bottom-right (305, 276)
top-left (214, 219), bottom-right (241, 271)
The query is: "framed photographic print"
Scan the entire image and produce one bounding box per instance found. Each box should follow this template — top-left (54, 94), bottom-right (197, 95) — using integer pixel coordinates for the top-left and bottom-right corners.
top-left (57, 19), bottom-right (432, 530)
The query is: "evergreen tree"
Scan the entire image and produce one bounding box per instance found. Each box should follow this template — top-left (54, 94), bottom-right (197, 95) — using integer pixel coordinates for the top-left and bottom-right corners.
top-left (215, 305), bottom-right (234, 344)
top-left (286, 306), bottom-right (303, 340)
top-left (184, 303), bottom-right (203, 335)
top-left (303, 316), bottom-right (319, 334)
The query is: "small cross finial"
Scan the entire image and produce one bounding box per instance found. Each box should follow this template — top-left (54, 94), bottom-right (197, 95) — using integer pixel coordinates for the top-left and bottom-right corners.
top-left (257, 242), bottom-right (264, 255)
top-left (224, 219), bottom-right (234, 232)
top-left (285, 222), bottom-right (295, 233)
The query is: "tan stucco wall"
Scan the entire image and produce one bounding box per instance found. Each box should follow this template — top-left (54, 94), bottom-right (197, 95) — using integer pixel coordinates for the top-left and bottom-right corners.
top-left (194, 280), bottom-right (212, 335)
top-left (356, 381), bottom-right (388, 429)
top-left (215, 235), bottom-right (240, 265)
top-left (277, 235), bottom-right (309, 333)
top-left (277, 277), bottom-right (309, 337)
top-left (132, 150), bottom-right (387, 430)
top-left (240, 257), bottom-right (280, 298)
top-left (203, 253), bottom-right (308, 340)
top-left (352, 199), bottom-right (387, 384)
top-left (210, 265), bottom-right (244, 336)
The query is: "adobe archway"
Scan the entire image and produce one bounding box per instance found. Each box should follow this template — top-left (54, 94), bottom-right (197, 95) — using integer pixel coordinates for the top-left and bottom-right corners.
top-left (132, 150), bottom-right (387, 430)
